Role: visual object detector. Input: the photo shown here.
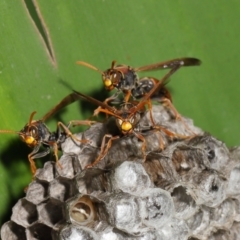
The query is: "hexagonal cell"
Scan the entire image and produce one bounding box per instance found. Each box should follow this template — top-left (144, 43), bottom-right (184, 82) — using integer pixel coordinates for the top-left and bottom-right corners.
top-left (26, 223), bottom-right (57, 240)
top-left (97, 136), bottom-right (143, 169)
top-left (49, 177), bottom-right (78, 202)
top-left (104, 192), bottom-right (145, 235)
top-left (26, 181), bottom-right (49, 205)
top-left (68, 195), bottom-right (98, 226)
top-left (111, 161), bottom-right (152, 195)
top-left (1, 221), bottom-right (26, 240)
top-left (186, 206), bottom-right (218, 239)
top-left (76, 146), bottom-right (103, 170)
top-left (186, 208), bottom-right (207, 235)
top-left (171, 185), bottom-right (198, 219)
top-left (186, 134), bottom-right (230, 172)
top-left (60, 225), bottom-right (98, 240)
top-left (171, 144), bottom-right (210, 174)
top-left (139, 188), bottom-right (174, 229)
top-left (76, 168), bottom-right (110, 194)
top-left (208, 199), bottom-right (235, 229)
top-left (57, 154), bottom-right (82, 179)
top-left (159, 218), bottom-right (189, 240)
top-left (182, 169), bottom-right (227, 207)
top-left (38, 198), bottom-right (65, 228)
top-left (11, 198), bottom-right (38, 228)
top-left (36, 161), bottom-right (56, 182)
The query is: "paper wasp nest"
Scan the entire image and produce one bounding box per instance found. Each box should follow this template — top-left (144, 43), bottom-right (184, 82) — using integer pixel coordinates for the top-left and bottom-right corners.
top-left (1, 105), bottom-right (240, 240)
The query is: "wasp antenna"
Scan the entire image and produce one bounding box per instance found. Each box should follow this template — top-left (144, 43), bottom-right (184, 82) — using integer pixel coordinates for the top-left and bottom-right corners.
top-left (76, 61), bottom-right (105, 76)
top-left (29, 111), bottom-right (37, 125)
top-left (0, 130), bottom-right (20, 134)
top-left (111, 60), bottom-right (117, 69)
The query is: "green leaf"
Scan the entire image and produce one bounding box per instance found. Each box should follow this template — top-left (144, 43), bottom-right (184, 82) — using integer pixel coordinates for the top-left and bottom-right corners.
top-left (1, 0), bottom-right (240, 225)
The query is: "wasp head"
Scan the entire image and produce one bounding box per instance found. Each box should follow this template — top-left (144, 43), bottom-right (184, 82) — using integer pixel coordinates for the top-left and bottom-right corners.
top-left (19, 122), bottom-right (39, 148)
top-left (116, 111), bottom-right (140, 135)
top-left (102, 69), bottom-right (123, 91)
top-left (103, 61), bottom-right (125, 91)
top-left (18, 111), bottom-right (42, 148)
top-left (116, 118), bottom-right (133, 135)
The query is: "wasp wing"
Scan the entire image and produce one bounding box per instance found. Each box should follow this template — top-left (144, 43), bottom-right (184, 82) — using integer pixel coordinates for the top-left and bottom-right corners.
top-left (134, 57), bottom-right (201, 72)
top-left (73, 90), bottom-right (121, 119)
top-left (41, 92), bottom-right (82, 122)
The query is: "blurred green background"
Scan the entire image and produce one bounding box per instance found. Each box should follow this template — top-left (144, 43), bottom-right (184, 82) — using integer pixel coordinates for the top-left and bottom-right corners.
top-left (0, 0), bottom-right (240, 226)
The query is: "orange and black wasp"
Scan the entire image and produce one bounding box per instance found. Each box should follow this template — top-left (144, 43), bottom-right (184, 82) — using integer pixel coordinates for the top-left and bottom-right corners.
top-left (0, 93), bottom-right (95, 177)
top-left (74, 64), bottom-right (185, 168)
top-left (77, 57), bottom-right (201, 104)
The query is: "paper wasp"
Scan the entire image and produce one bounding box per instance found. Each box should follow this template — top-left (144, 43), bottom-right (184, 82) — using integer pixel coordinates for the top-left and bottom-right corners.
top-left (77, 57), bottom-right (201, 104)
top-left (74, 64), bottom-right (186, 168)
top-left (0, 93), bottom-right (95, 177)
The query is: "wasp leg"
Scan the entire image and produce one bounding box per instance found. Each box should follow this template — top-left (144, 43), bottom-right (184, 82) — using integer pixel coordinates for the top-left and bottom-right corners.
top-left (154, 130), bottom-right (165, 150)
top-left (52, 142), bottom-right (62, 170)
top-left (57, 121), bottom-right (89, 144)
top-left (67, 120), bottom-right (96, 128)
top-left (85, 134), bottom-right (119, 169)
top-left (153, 126), bottom-right (176, 150)
top-left (93, 93), bottom-right (119, 117)
top-left (67, 120), bottom-right (96, 143)
top-left (28, 145), bottom-right (50, 177)
top-left (146, 98), bottom-right (156, 126)
top-left (161, 97), bottom-right (197, 136)
top-left (155, 125), bottom-right (190, 139)
top-left (133, 132), bottom-right (147, 162)
top-left (146, 125), bottom-right (185, 153)
top-left (160, 97), bottom-right (181, 119)
top-left (123, 90), bottom-right (132, 103)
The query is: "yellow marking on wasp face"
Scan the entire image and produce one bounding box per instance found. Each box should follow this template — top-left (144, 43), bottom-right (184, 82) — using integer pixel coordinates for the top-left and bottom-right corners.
top-left (121, 121), bottom-right (132, 132)
top-left (104, 79), bottom-right (113, 88)
top-left (24, 136), bottom-right (37, 147)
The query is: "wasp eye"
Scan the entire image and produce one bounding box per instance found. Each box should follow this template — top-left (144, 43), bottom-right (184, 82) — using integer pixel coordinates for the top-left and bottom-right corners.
top-left (28, 126), bottom-right (38, 137)
top-left (130, 117), bottom-right (135, 124)
top-left (118, 119), bottom-right (123, 126)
